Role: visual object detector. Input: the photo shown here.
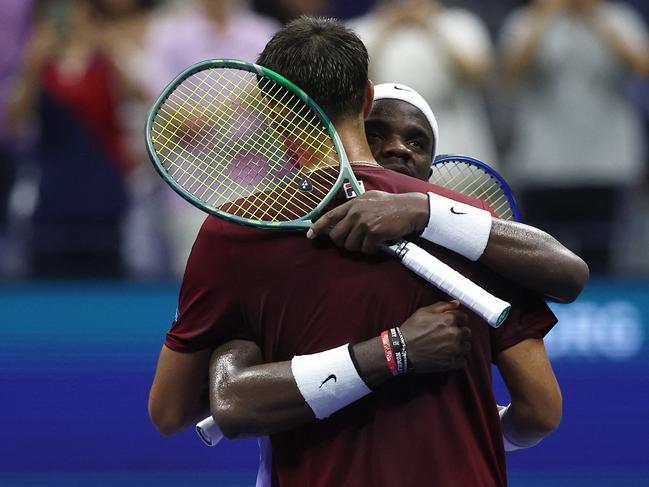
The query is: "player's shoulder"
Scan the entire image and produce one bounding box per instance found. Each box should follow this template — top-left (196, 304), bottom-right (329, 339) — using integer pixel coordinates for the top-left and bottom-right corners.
top-left (193, 216), bottom-right (265, 255)
top-left (199, 215), bottom-right (260, 238)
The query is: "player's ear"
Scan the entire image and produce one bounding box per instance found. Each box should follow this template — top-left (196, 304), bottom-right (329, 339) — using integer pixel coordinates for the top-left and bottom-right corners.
top-left (363, 80), bottom-right (374, 118)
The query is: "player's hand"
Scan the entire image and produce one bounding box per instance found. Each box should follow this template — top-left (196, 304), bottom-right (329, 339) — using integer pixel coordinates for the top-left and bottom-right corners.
top-left (399, 301), bottom-right (471, 373)
top-left (307, 191), bottom-right (429, 253)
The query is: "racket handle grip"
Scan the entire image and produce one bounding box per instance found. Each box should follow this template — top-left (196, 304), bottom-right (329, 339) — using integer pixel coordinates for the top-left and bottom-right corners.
top-left (395, 241), bottom-right (510, 327)
top-left (196, 416), bottom-right (224, 447)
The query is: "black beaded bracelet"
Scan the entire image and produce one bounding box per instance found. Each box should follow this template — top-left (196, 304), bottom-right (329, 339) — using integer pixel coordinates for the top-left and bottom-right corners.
top-left (390, 327), bottom-right (407, 375)
top-left (396, 326), bottom-right (409, 372)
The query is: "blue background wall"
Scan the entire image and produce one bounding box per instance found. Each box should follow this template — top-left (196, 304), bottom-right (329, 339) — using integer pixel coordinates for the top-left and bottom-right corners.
top-left (1, 280), bottom-right (647, 486)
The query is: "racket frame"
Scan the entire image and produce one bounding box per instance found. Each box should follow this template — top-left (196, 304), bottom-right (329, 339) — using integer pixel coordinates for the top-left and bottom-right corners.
top-left (146, 59), bottom-right (364, 231)
top-left (432, 154), bottom-right (521, 222)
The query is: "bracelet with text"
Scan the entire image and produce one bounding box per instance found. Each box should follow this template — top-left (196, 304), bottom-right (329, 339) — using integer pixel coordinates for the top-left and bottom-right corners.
top-left (396, 326), bottom-right (409, 372)
top-left (381, 330), bottom-right (398, 376)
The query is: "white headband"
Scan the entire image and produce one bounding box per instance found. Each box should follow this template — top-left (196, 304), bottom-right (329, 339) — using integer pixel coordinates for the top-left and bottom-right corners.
top-left (373, 83), bottom-right (439, 159)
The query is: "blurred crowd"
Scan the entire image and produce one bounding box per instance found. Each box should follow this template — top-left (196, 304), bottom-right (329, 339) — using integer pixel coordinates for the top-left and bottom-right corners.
top-left (1, 0), bottom-right (648, 280)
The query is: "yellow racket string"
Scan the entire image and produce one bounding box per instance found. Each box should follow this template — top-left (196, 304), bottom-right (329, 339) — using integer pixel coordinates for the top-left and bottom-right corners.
top-left (152, 70), bottom-right (262, 213)
top-left (230, 79), bottom-right (338, 221)
top-left (179, 71), bottom-right (336, 220)
top-left (230, 77), bottom-right (339, 220)
top-left (156, 70), bottom-right (322, 214)
top-left (177, 71), bottom-right (314, 220)
top-left (186, 72), bottom-right (335, 202)
top-left (440, 164), bottom-right (495, 201)
top-left (150, 68), bottom-right (340, 222)
top-left (432, 162), bottom-right (513, 220)
top-left (158, 70), bottom-right (311, 215)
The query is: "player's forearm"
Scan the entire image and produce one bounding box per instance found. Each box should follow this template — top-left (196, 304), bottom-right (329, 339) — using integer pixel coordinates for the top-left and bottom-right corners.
top-left (480, 220), bottom-right (589, 303)
top-left (497, 339), bottom-right (562, 451)
top-left (149, 385), bottom-right (210, 436)
top-left (500, 397), bottom-right (561, 449)
top-left (211, 360), bottom-right (314, 439)
top-left (210, 338), bottom-right (390, 439)
top-left (417, 193), bottom-right (588, 302)
top-left (148, 347), bottom-right (212, 436)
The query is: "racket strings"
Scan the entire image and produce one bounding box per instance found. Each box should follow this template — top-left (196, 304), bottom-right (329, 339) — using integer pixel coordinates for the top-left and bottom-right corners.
top-left (150, 68), bottom-right (341, 223)
top-left (241, 77), bottom-right (340, 220)
top-left (171, 73), bottom-right (310, 220)
top-left (155, 70), bottom-right (302, 214)
top-left (153, 70), bottom-right (262, 211)
top-left (431, 161), bottom-right (514, 221)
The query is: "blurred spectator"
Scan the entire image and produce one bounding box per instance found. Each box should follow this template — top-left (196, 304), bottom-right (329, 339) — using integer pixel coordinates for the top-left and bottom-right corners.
top-left (95, 0), bottom-right (171, 279)
top-left (0, 1), bottom-right (34, 263)
top-left (350, 0), bottom-right (499, 168)
top-left (500, 0), bottom-right (649, 274)
top-left (448, 0), bottom-right (521, 38)
top-left (10, 0), bottom-right (131, 279)
top-left (140, 0), bottom-right (279, 277)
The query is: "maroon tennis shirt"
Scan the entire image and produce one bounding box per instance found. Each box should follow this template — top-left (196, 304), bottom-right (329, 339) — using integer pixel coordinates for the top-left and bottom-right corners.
top-left (166, 164), bottom-right (556, 487)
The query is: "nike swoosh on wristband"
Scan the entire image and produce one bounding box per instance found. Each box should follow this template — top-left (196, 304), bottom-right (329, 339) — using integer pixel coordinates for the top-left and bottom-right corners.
top-left (450, 207), bottom-right (467, 215)
top-left (320, 374), bottom-right (337, 388)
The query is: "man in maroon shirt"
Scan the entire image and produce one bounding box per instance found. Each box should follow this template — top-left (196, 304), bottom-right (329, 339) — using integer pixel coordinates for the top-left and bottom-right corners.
top-left (149, 17), bottom-right (588, 487)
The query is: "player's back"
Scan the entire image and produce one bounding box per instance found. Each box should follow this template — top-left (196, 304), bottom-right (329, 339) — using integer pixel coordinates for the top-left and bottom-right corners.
top-left (177, 165), bottom-right (553, 486)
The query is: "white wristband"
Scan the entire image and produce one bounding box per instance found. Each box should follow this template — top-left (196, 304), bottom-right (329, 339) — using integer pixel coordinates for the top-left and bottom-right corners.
top-left (499, 404), bottom-right (542, 452)
top-left (196, 416), bottom-right (224, 447)
top-left (421, 192), bottom-right (492, 261)
top-left (291, 344), bottom-right (371, 420)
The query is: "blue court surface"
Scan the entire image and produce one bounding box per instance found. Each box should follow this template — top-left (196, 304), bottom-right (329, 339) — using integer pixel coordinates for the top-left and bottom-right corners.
top-left (1, 280), bottom-right (647, 486)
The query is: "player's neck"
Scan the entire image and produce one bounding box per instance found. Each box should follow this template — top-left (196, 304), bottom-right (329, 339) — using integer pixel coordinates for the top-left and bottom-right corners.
top-left (334, 117), bottom-right (377, 164)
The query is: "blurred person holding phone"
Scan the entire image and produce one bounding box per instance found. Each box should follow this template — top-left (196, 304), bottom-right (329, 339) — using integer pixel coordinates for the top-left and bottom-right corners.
top-left (350, 0), bottom-right (499, 169)
top-left (0, 0), bottom-right (33, 271)
top-left (500, 0), bottom-right (649, 274)
top-left (140, 0), bottom-right (279, 277)
top-left (10, 0), bottom-right (131, 278)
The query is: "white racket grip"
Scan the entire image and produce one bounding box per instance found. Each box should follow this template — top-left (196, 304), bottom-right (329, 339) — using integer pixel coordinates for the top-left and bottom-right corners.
top-left (196, 416), bottom-right (224, 447)
top-left (398, 242), bottom-right (510, 327)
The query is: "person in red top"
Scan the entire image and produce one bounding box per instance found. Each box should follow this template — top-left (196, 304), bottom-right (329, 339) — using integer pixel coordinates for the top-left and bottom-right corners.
top-left (149, 17), bottom-right (588, 487)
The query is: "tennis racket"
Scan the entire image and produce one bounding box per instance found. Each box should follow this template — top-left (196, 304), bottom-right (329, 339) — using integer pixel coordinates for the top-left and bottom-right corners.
top-left (146, 59), bottom-right (509, 327)
top-left (431, 154), bottom-right (521, 222)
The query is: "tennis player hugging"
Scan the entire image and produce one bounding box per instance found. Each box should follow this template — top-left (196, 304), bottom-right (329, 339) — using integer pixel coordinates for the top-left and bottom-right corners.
top-left (149, 16), bottom-right (589, 487)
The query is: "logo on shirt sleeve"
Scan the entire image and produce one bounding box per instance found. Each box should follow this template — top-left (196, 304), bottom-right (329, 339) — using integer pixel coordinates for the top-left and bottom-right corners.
top-left (343, 180), bottom-right (365, 199)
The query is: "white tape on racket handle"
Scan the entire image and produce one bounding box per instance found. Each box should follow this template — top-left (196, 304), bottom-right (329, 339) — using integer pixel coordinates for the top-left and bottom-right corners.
top-left (399, 242), bottom-right (510, 327)
top-left (196, 416), bottom-right (224, 447)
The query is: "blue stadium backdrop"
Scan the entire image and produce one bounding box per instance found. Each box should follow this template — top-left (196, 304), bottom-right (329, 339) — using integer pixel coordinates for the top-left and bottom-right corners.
top-left (1, 279), bottom-right (647, 486)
